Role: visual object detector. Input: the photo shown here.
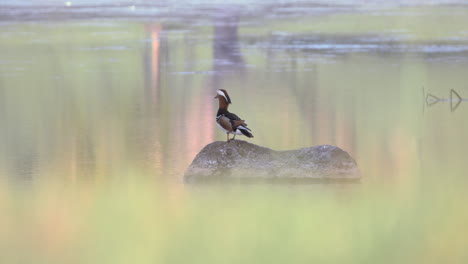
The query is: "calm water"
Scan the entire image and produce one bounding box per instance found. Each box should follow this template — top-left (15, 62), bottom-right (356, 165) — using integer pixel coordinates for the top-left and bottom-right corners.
top-left (2, 2), bottom-right (468, 263)
top-left (1, 2), bottom-right (468, 187)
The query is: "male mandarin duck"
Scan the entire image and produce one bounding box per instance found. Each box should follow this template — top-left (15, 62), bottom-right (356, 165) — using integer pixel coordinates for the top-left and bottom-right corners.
top-left (214, 89), bottom-right (254, 142)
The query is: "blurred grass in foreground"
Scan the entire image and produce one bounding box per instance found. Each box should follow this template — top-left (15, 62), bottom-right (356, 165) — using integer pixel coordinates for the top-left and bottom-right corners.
top-left (1, 176), bottom-right (467, 264)
top-left (1, 5), bottom-right (468, 264)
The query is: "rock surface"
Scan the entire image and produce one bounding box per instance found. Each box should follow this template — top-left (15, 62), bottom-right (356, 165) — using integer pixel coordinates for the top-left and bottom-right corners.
top-left (184, 140), bottom-right (360, 183)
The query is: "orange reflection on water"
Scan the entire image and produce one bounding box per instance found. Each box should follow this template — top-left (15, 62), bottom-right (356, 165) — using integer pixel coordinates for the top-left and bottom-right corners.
top-left (186, 90), bottom-right (215, 160)
top-left (149, 24), bottom-right (161, 104)
top-left (144, 23), bottom-right (164, 178)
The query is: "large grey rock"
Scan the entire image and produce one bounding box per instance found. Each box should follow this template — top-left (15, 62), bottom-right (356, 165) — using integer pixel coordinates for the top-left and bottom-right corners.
top-left (184, 140), bottom-right (360, 183)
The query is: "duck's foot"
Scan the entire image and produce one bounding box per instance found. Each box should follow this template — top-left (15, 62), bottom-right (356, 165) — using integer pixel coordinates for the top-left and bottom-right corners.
top-left (226, 134), bottom-right (236, 142)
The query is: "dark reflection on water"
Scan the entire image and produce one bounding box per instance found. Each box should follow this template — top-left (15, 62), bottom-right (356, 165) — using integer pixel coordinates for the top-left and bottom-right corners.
top-left (213, 7), bottom-right (244, 72)
top-left (425, 89), bottom-right (467, 112)
top-left (1, 3), bottom-right (468, 188)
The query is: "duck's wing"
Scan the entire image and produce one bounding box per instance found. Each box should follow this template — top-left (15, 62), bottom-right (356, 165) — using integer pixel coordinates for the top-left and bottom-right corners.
top-left (230, 118), bottom-right (251, 132)
top-left (220, 113), bottom-right (254, 138)
top-left (217, 116), bottom-right (234, 132)
top-left (232, 117), bottom-right (253, 138)
top-left (225, 112), bottom-right (249, 127)
top-left (224, 112), bottom-right (242, 120)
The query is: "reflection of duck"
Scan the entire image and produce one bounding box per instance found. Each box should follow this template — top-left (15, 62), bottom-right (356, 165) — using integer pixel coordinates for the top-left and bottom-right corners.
top-left (214, 89), bottom-right (254, 142)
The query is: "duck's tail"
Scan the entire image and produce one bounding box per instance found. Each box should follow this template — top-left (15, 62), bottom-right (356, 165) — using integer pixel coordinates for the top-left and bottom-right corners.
top-left (238, 125), bottom-right (254, 138)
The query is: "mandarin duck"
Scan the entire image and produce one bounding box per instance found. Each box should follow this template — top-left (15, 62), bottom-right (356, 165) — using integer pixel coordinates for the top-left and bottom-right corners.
top-left (214, 89), bottom-right (254, 142)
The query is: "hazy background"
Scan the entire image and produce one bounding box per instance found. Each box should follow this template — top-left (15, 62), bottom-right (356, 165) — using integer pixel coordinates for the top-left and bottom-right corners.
top-left (1, 1), bottom-right (468, 263)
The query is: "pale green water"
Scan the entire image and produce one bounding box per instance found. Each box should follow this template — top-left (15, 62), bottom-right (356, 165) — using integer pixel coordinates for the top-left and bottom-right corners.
top-left (1, 3), bottom-right (468, 263)
top-left (1, 5), bottom-right (468, 184)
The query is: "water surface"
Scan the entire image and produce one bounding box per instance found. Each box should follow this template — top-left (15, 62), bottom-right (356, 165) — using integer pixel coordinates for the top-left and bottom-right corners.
top-left (2, 2), bottom-right (468, 186)
top-left (2, 2), bottom-right (468, 263)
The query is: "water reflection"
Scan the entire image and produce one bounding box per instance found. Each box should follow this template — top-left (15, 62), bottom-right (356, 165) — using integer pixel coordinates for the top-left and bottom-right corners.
top-left (0, 4), bottom-right (468, 187)
top-left (212, 6), bottom-right (245, 74)
top-left (425, 89), bottom-right (465, 112)
top-left (2, 4), bottom-right (468, 263)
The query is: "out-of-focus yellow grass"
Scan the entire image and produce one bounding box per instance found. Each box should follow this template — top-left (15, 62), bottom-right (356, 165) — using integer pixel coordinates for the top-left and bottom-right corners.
top-left (1, 175), bottom-right (467, 264)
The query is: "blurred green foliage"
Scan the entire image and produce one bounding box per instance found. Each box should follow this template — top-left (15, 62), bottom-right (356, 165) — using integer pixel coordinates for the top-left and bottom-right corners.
top-left (1, 179), bottom-right (468, 264)
top-left (1, 5), bottom-right (468, 264)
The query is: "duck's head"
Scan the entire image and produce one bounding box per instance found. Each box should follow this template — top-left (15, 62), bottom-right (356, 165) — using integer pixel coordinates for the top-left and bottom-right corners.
top-left (214, 89), bottom-right (232, 104)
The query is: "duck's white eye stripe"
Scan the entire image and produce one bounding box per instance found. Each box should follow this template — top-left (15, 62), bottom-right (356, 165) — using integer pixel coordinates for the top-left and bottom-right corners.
top-left (217, 90), bottom-right (228, 102)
